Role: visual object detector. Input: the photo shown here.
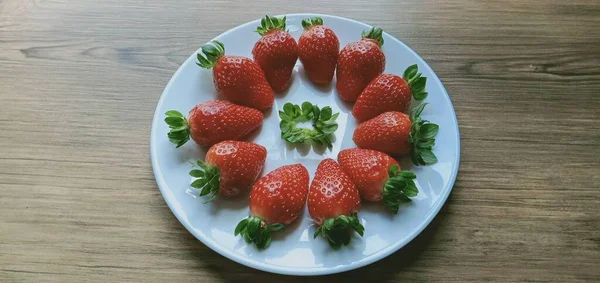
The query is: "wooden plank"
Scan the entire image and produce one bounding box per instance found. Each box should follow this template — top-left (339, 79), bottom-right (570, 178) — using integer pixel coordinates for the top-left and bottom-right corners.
top-left (1, 0), bottom-right (599, 281)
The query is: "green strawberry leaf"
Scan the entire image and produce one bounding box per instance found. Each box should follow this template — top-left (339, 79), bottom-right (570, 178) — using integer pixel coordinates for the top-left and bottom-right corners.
top-left (235, 217), bottom-right (285, 249)
top-left (301, 17), bottom-right (324, 30)
top-left (283, 103), bottom-right (294, 115)
top-left (189, 170), bottom-right (205, 178)
top-left (320, 123), bottom-right (338, 135)
top-left (382, 166), bottom-right (419, 213)
top-left (320, 107), bottom-right (332, 121)
top-left (419, 123), bottom-right (439, 139)
top-left (278, 102), bottom-right (339, 150)
top-left (196, 41), bottom-right (225, 69)
top-left (361, 27), bottom-right (384, 46)
top-left (313, 226), bottom-right (322, 239)
top-left (301, 101), bottom-right (313, 117)
top-left (189, 160), bottom-right (220, 202)
top-left (164, 110), bottom-right (190, 148)
top-left (269, 223), bottom-right (285, 232)
top-left (165, 110), bottom-right (184, 118)
top-left (420, 149), bottom-right (438, 165)
top-left (256, 15), bottom-right (287, 36)
top-left (314, 213), bottom-right (364, 249)
top-left (402, 64), bottom-right (428, 101)
top-left (408, 104), bottom-right (439, 166)
top-left (403, 64), bottom-right (418, 79)
top-left (312, 105), bottom-right (320, 119)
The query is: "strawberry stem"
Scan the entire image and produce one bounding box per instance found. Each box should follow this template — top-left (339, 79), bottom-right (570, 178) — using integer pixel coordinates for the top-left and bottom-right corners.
top-left (361, 27), bottom-right (384, 47)
top-left (164, 110), bottom-right (190, 148)
top-left (196, 40), bottom-right (225, 69)
top-left (313, 213), bottom-right (364, 249)
top-left (234, 217), bottom-right (285, 249)
top-left (256, 15), bottom-right (287, 36)
top-left (403, 64), bottom-right (428, 100)
top-left (382, 164), bottom-right (419, 213)
top-left (189, 160), bottom-right (220, 202)
top-left (301, 17), bottom-right (323, 30)
top-left (408, 103), bottom-right (439, 166)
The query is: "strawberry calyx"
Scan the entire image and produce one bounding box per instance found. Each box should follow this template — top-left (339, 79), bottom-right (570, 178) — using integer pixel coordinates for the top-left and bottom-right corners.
top-left (234, 216), bottom-right (285, 249)
top-left (279, 102), bottom-right (339, 150)
top-left (256, 15), bottom-right (287, 36)
top-left (189, 160), bottom-right (220, 202)
top-left (403, 64), bottom-right (428, 101)
top-left (313, 213), bottom-right (364, 249)
top-left (409, 103), bottom-right (439, 166)
top-left (165, 110), bottom-right (190, 148)
top-left (196, 40), bottom-right (225, 69)
top-left (382, 164), bottom-right (419, 213)
top-left (361, 27), bottom-right (384, 47)
top-left (301, 17), bottom-right (323, 30)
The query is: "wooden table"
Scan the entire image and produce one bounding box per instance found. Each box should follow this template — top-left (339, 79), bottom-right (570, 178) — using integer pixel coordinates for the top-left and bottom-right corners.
top-left (1, 0), bottom-right (599, 281)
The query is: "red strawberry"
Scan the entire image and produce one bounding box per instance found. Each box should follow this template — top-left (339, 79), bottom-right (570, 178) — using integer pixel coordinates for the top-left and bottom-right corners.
top-left (189, 141), bottom-right (266, 199)
top-left (353, 65), bottom-right (428, 121)
top-left (298, 17), bottom-right (339, 85)
top-left (252, 15), bottom-right (298, 92)
top-left (338, 148), bottom-right (419, 213)
top-left (336, 27), bottom-right (386, 101)
top-left (234, 164), bottom-right (309, 249)
top-left (352, 104), bottom-right (439, 166)
top-left (197, 41), bottom-right (274, 111)
top-left (164, 100), bottom-right (262, 148)
top-left (308, 158), bottom-right (364, 248)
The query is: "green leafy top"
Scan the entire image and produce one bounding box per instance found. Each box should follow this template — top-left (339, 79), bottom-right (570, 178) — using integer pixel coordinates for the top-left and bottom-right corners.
top-left (234, 217), bottom-right (285, 249)
top-left (361, 27), bottom-right (384, 47)
top-left (165, 110), bottom-right (190, 148)
top-left (189, 160), bottom-right (220, 202)
top-left (409, 103), bottom-right (439, 166)
top-left (256, 15), bottom-right (287, 36)
top-left (301, 17), bottom-right (323, 30)
top-left (279, 102), bottom-right (339, 150)
top-left (403, 64), bottom-right (428, 101)
top-left (382, 164), bottom-right (419, 213)
top-left (313, 213), bottom-right (364, 249)
top-left (196, 40), bottom-right (225, 69)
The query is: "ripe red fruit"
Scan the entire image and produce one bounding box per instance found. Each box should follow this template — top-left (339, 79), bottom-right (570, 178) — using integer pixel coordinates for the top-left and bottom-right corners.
top-left (189, 141), bottom-right (266, 199)
top-left (197, 41), bottom-right (274, 111)
top-left (336, 27), bottom-right (386, 102)
top-left (352, 104), bottom-right (439, 166)
top-left (298, 17), bottom-right (339, 85)
top-left (164, 100), bottom-right (263, 148)
top-left (308, 158), bottom-right (364, 248)
top-left (252, 15), bottom-right (298, 92)
top-left (353, 64), bottom-right (428, 121)
top-left (234, 164), bottom-right (310, 249)
top-left (338, 148), bottom-right (419, 213)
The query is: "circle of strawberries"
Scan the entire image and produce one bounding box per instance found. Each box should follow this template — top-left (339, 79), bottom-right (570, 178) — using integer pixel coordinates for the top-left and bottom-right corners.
top-left (164, 15), bottom-right (439, 250)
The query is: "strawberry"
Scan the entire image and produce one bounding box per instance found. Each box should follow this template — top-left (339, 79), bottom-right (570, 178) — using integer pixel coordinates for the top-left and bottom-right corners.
top-left (338, 148), bottom-right (419, 213)
top-left (308, 158), bottom-right (364, 248)
top-left (234, 164), bottom-right (309, 249)
top-left (164, 100), bottom-right (262, 148)
top-left (352, 104), bottom-right (439, 166)
top-left (252, 15), bottom-right (298, 92)
top-left (197, 41), bottom-right (274, 111)
top-left (336, 27), bottom-right (386, 101)
top-left (298, 17), bottom-right (339, 85)
top-left (353, 64), bottom-right (428, 121)
top-left (189, 141), bottom-right (266, 199)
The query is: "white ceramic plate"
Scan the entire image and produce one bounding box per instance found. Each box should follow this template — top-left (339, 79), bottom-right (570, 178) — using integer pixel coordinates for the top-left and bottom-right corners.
top-left (150, 13), bottom-right (460, 276)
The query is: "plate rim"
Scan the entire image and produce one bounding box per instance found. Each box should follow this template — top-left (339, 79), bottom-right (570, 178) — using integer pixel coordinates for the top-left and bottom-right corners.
top-left (150, 13), bottom-right (461, 276)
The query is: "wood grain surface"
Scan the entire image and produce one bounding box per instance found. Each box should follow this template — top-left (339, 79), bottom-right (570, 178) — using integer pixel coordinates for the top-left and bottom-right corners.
top-left (1, 0), bottom-right (599, 282)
